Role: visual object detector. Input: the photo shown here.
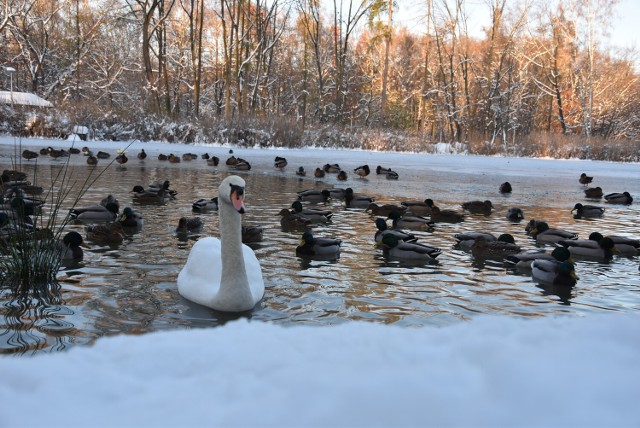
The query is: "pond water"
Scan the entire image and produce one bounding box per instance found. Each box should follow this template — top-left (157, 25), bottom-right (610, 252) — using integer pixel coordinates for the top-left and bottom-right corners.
top-left (1, 140), bottom-right (639, 355)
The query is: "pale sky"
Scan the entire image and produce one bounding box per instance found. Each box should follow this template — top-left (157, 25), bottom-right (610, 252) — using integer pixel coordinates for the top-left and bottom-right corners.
top-left (608, 0), bottom-right (639, 50)
top-left (396, 0), bottom-right (638, 66)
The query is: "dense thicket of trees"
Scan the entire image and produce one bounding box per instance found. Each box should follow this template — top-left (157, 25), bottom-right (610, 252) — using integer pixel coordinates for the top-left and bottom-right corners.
top-left (1, 0), bottom-right (638, 143)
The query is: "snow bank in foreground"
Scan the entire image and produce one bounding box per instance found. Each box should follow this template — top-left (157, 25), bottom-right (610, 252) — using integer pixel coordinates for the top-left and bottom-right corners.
top-left (0, 314), bottom-right (638, 427)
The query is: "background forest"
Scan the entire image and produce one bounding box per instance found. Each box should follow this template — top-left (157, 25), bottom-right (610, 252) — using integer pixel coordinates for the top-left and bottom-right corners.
top-left (1, 0), bottom-right (638, 159)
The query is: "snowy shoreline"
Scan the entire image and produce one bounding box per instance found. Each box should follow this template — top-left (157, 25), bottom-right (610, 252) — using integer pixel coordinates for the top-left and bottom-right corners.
top-left (0, 314), bottom-right (638, 427)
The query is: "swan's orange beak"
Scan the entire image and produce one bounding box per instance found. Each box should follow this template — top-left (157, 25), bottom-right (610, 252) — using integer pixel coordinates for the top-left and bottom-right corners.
top-left (231, 190), bottom-right (246, 214)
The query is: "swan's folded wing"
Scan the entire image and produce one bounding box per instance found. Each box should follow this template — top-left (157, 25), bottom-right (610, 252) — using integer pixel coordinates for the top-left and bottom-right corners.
top-left (178, 237), bottom-right (223, 305)
top-left (242, 244), bottom-right (265, 301)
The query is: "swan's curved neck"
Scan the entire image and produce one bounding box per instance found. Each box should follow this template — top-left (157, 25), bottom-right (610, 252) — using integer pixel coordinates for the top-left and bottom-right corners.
top-left (217, 198), bottom-right (253, 307)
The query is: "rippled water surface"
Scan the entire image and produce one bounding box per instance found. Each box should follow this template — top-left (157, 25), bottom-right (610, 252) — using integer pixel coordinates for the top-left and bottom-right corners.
top-left (1, 141), bottom-right (639, 354)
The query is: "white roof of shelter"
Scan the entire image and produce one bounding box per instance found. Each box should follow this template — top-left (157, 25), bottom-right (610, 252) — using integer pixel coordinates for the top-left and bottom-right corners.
top-left (0, 91), bottom-right (53, 107)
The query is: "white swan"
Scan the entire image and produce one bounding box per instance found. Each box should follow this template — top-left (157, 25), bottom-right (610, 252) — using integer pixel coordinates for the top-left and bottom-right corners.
top-left (177, 175), bottom-right (264, 312)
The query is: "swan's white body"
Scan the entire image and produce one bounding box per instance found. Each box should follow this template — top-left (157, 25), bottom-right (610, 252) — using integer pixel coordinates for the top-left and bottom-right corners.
top-left (178, 176), bottom-right (264, 312)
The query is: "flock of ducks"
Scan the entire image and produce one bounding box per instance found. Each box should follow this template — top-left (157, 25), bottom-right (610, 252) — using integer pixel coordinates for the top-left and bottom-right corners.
top-left (275, 166), bottom-right (638, 290)
top-left (22, 146), bottom-right (131, 167)
top-left (3, 146), bottom-right (639, 295)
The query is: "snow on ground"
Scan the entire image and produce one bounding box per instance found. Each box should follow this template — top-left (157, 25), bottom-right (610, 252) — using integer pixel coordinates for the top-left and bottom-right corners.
top-left (0, 314), bottom-right (639, 428)
top-left (1, 136), bottom-right (639, 427)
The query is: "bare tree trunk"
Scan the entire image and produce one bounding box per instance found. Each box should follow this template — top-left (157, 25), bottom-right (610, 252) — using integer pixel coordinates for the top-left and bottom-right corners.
top-left (332, 0), bottom-right (341, 121)
top-left (133, 0), bottom-right (176, 113)
top-left (417, 0), bottom-right (432, 131)
top-left (380, 0), bottom-right (392, 123)
top-left (183, 0), bottom-right (205, 117)
top-left (330, 0), bottom-right (378, 123)
top-left (221, 0), bottom-right (235, 120)
top-left (75, 0), bottom-right (81, 100)
top-left (140, 1), bottom-right (160, 112)
top-left (157, 0), bottom-right (171, 114)
top-left (298, 0), bottom-right (326, 121)
top-left (235, 0), bottom-right (244, 117)
top-left (552, 26), bottom-right (567, 134)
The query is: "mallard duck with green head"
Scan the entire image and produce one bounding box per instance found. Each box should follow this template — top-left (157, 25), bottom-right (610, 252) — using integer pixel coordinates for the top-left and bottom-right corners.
top-left (425, 199), bottom-right (464, 223)
top-left (296, 231), bottom-right (342, 258)
top-left (323, 164), bottom-right (341, 173)
top-left (454, 232), bottom-right (496, 250)
top-left (344, 188), bottom-right (374, 208)
top-left (3, 188), bottom-right (45, 211)
top-left (274, 156), bottom-right (288, 170)
top-left (381, 234), bottom-right (441, 262)
top-left (242, 225), bottom-right (264, 243)
top-left (116, 207), bottom-right (144, 228)
top-left (278, 209), bottom-right (312, 229)
top-left (131, 186), bottom-right (171, 203)
top-left (385, 170), bottom-right (399, 180)
top-left (325, 188), bottom-right (346, 199)
top-left (528, 221), bottom-right (578, 244)
top-left (354, 165), bottom-right (370, 178)
top-left (59, 231), bottom-right (89, 261)
top-left (297, 189), bottom-right (330, 203)
top-left (505, 207), bottom-right (525, 221)
top-left (291, 201), bottom-right (332, 223)
top-left (572, 203), bottom-right (605, 219)
top-left (70, 202), bottom-right (119, 222)
top-left (557, 236), bottom-right (616, 261)
top-left (192, 197), bottom-right (219, 212)
top-left (387, 210), bottom-right (434, 231)
top-left (604, 192), bottom-right (633, 205)
top-left (145, 180), bottom-right (177, 198)
top-left (230, 158), bottom-right (251, 171)
top-left (470, 234), bottom-right (521, 259)
top-left (588, 232), bottom-right (639, 256)
top-left (0, 210), bottom-right (35, 234)
top-left (374, 218), bottom-right (417, 245)
top-left (532, 259), bottom-right (577, 287)
top-left (400, 199), bottom-right (431, 216)
top-left (505, 247), bottom-right (572, 271)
